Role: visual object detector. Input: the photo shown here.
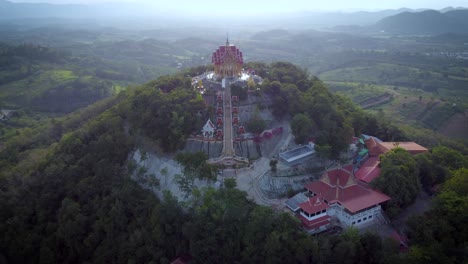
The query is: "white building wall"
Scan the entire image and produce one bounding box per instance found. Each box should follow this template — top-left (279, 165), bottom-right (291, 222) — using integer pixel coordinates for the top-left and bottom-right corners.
top-left (326, 204), bottom-right (382, 227)
top-left (343, 206), bottom-right (381, 227)
top-left (299, 211), bottom-right (327, 221)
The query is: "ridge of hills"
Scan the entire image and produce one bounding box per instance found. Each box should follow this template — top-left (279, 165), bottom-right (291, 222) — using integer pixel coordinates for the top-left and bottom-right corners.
top-left (0, 0), bottom-right (466, 30)
top-left (375, 9), bottom-right (468, 34)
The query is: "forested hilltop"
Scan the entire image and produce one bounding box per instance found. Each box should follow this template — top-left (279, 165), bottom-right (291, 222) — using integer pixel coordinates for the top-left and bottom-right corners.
top-left (0, 63), bottom-right (467, 263)
top-left (0, 43), bottom-right (126, 113)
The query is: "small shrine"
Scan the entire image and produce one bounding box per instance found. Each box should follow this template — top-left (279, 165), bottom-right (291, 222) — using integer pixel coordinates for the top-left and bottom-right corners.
top-left (201, 119), bottom-right (215, 138)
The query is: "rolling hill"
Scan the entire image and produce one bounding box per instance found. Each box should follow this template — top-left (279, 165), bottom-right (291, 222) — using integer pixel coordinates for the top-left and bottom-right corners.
top-left (375, 9), bottom-right (468, 34)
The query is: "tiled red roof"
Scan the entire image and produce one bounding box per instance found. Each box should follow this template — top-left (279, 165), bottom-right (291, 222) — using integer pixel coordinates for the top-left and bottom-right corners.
top-left (298, 214), bottom-right (330, 230)
top-left (378, 142), bottom-right (428, 155)
top-left (355, 157), bottom-right (381, 183)
top-left (211, 44), bottom-right (243, 65)
top-left (365, 137), bottom-right (386, 157)
top-left (365, 137), bottom-right (428, 156)
top-left (299, 197), bottom-right (329, 214)
top-left (321, 165), bottom-right (354, 187)
top-left (341, 183), bottom-right (390, 213)
top-left (305, 167), bottom-right (390, 213)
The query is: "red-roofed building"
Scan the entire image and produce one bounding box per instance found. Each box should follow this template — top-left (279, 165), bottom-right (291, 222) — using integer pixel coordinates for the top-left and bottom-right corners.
top-left (300, 166), bottom-right (390, 229)
top-left (365, 138), bottom-right (428, 157)
top-left (358, 136), bottom-right (428, 184)
top-left (355, 157), bottom-right (381, 183)
top-left (297, 197), bottom-right (331, 233)
top-left (365, 137), bottom-right (387, 157)
top-left (212, 39), bottom-right (243, 78)
top-left (378, 142), bottom-right (428, 155)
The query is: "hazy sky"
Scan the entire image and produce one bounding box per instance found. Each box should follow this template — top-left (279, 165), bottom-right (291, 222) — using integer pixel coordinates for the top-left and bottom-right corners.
top-left (10, 0), bottom-right (468, 14)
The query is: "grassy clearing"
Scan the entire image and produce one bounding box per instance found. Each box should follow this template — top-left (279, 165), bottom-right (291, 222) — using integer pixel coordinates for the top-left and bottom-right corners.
top-left (319, 63), bottom-right (422, 83)
top-left (327, 82), bottom-right (388, 103)
top-left (48, 70), bottom-right (76, 82)
top-left (0, 70), bottom-right (78, 106)
top-left (326, 80), bottom-right (463, 131)
top-left (112, 85), bottom-right (126, 94)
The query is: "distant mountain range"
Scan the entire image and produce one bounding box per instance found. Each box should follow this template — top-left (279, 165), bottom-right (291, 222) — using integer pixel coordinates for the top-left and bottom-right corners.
top-left (375, 9), bottom-right (468, 34)
top-left (1, 0), bottom-right (468, 35)
top-left (0, 0), bottom-right (166, 19)
top-left (0, 0), bottom-right (90, 18)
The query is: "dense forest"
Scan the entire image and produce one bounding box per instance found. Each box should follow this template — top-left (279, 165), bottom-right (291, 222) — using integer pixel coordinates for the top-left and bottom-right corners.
top-left (0, 43), bottom-right (117, 112)
top-left (1, 62), bottom-right (467, 263)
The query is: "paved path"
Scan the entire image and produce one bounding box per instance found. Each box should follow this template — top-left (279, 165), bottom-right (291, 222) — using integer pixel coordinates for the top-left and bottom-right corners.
top-left (235, 157), bottom-right (285, 207)
top-left (222, 79), bottom-right (235, 157)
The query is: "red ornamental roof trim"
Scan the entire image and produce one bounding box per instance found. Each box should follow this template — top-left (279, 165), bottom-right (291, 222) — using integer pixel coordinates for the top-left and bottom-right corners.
top-left (299, 197), bottom-right (330, 214)
top-left (212, 44), bottom-right (243, 65)
top-left (298, 214), bottom-right (330, 230)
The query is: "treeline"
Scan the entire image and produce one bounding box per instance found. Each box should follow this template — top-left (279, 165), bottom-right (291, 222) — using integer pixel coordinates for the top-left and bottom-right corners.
top-left (31, 76), bottom-right (113, 113)
top-left (119, 74), bottom-right (206, 152)
top-left (0, 96), bottom-right (121, 171)
top-left (0, 42), bottom-right (68, 86)
top-left (0, 43), bottom-right (115, 113)
top-left (252, 61), bottom-right (405, 158)
top-left (0, 43), bottom-right (69, 65)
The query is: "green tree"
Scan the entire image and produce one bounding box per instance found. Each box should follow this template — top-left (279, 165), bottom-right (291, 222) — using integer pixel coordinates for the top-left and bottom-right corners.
top-left (175, 152), bottom-right (218, 195)
top-left (405, 167), bottom-right (468, 264)
top-left (231, 84), bottom-right (247, 101)
top-left (415, 152), bottom-right (447, 191)
top-left (291, 113), bottom-right (314, 144)
top-left (269, 159), bottom-right (278, 173)
top-left (224, 178), bottom-right (237, 189)
top-left (431, 146), bottom-right (467, 171)
top-left (246, 115), bottom-right (266, 135)
top-left (372, 147), bottom-right (420, 217)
